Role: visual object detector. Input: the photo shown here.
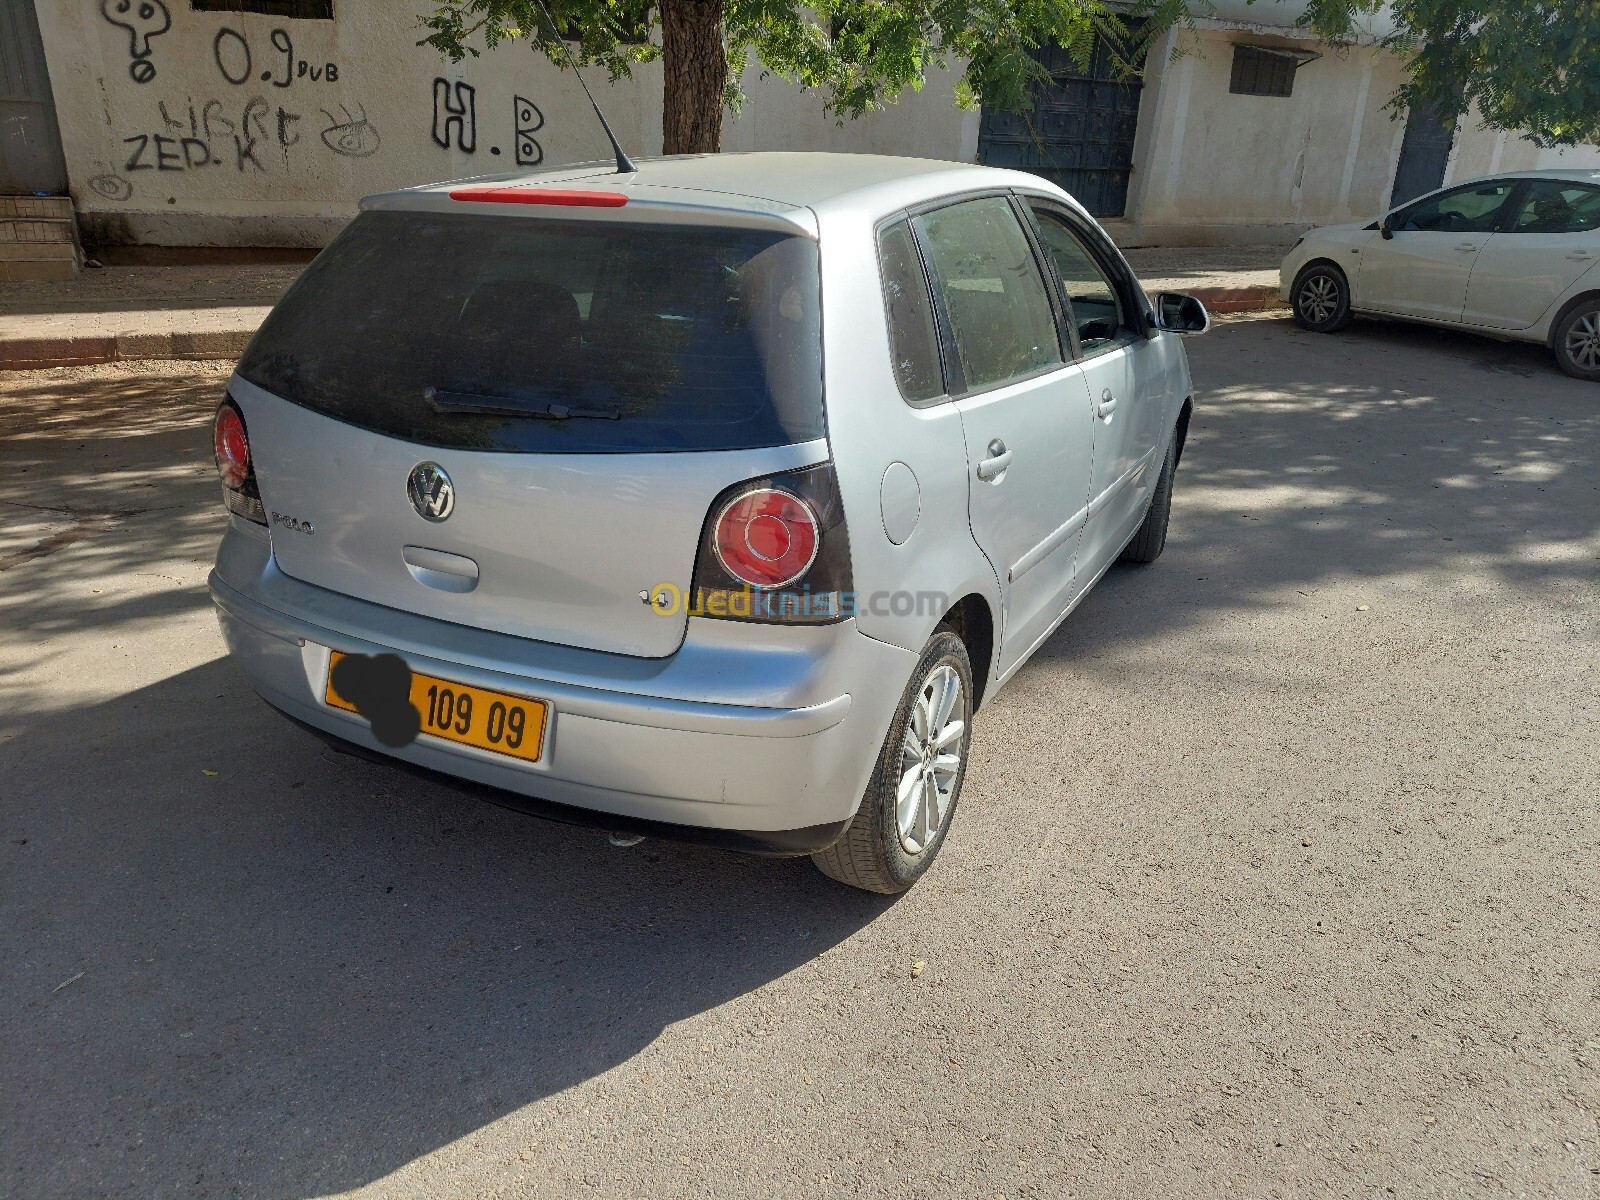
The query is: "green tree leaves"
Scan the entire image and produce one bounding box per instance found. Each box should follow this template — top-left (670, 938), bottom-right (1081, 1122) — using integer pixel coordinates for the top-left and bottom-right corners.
top-left (420, 0), bottom-right (1600, 150)
top-left (1301, 0), bottom-right (1600, 146)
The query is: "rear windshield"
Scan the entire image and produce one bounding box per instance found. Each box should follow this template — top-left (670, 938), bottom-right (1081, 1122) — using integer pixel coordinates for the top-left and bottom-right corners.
top-left (237, 210), bottom-right (825, 453)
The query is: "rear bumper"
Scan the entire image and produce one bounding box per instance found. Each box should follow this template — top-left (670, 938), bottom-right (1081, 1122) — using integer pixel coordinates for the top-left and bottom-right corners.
top-left (283, 713), bottom-right (852, 856)
top-left (209, 523), bottom-right (914, 848)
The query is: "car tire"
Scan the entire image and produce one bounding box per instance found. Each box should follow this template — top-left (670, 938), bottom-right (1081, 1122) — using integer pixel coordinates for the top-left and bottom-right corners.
top-left (1291, 262), bottom-right (1354, 333)
top-left (811, 627), bottom-right (974, 894)
top-left (1119, 433), bottom-right (1177, 564)
top-left (1552, 298), bottom-right (1600, 382)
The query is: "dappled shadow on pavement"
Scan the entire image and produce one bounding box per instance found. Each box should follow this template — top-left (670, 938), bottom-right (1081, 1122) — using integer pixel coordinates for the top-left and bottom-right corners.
top-left (0, 363), bottom-right (229, 691)
top-left (1033, 314), bottom-right (1599, 665)
top-left (2, 660), bottom-right (887, 1197)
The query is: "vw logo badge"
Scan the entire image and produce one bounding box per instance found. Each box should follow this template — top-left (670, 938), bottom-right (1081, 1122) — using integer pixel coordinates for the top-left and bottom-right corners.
top-left (407, 462), bottom-right (455, 522)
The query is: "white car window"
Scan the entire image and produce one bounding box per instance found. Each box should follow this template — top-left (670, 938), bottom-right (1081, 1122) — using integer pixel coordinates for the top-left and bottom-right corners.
top-left (1397, 181), bottom-right (1516, 234)
top-left (1505, 181), bottom-right (1600, 234)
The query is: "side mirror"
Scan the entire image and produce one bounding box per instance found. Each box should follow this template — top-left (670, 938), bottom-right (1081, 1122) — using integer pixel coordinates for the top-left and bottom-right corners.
top-left (1154, 291), bottom-right (1210, 337)
top-left (1380, 213), bottom-right (1395, 240)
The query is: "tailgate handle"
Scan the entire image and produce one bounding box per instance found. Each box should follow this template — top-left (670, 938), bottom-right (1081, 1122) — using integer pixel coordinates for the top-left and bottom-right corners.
top-left (403, 546), bottom-right (480, 594)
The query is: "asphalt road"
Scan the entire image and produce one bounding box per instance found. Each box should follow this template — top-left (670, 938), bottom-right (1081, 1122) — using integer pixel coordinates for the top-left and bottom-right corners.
top-left (3, 316), bottom-right (1598, 1200)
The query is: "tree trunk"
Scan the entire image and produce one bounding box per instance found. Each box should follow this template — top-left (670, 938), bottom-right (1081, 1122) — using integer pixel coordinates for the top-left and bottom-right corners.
top-left (660, 0), bottom-right (726, 154)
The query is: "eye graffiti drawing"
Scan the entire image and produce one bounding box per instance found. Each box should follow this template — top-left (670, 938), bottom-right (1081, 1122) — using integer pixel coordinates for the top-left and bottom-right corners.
top-left (87, 172), bottom-right (134, 201)
top-left (514, 95), bottom-right (545, 167)
top-left (320, 104), bottom-right (381, 158)
top-left (101, 0), bottom-right (171, 85)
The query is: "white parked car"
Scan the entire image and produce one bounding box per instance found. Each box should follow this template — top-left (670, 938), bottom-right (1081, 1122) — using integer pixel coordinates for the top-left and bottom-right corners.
top-left (1280, 169), bottom-right (1600, 380)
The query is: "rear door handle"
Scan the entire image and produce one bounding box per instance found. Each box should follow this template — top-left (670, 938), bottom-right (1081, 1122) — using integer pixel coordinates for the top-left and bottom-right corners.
top-left (1567, 251), bottom-right (1593, 261)
top-left (1455, 242), bottom-right (1480, 253)
top-left (976, 439), bottom-right (1012, 482)
top-left (1097, 389), bottom-right (1119, 419)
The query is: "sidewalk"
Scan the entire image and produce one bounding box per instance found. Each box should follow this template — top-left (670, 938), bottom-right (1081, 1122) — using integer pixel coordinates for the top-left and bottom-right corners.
top-left (0, 246), bottom-right (1285, 370)
top-left (0, 264), bottom-right (304, 369)
top-left (1123, 246), bottom-right (1285, 312)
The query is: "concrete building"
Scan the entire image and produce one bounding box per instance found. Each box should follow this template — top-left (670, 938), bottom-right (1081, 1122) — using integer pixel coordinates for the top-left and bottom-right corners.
top-left (4, 0), bottom-right (1599, 273)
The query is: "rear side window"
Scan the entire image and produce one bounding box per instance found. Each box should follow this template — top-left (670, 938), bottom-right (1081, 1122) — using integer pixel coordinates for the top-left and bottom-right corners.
top-left (876, 218), bottom-right (944, 402)
top-left (237, 210), bottom-right (824, 454)
top-left (913, 197), bottom-right (1062, 393)
top-left (1506, 181), bottom-right (1600, 234)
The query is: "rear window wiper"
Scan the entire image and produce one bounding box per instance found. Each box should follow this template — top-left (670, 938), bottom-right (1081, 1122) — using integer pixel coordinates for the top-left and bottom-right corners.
top-left (425, 388), bottom-right (621, 420)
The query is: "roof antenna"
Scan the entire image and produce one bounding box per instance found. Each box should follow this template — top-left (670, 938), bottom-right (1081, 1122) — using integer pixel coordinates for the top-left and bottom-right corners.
top-left (531, 0), bottom-right (637, 174)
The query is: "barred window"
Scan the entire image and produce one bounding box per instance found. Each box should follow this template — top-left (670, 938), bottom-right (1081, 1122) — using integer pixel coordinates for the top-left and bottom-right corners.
top-left (1229, 46), bottom-right (1299, 98)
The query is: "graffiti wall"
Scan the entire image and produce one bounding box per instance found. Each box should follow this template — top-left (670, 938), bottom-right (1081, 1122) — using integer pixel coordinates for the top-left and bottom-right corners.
top-left (35, 0), bottom-right (973, 247)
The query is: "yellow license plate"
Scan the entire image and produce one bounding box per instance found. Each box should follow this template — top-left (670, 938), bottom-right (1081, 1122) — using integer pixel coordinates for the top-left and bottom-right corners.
top-left (325, 651), bottom-right (549, 763)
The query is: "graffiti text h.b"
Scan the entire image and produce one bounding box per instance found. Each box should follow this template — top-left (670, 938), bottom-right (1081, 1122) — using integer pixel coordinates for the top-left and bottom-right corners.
top-left (432, 79), bottom-right (476, 152)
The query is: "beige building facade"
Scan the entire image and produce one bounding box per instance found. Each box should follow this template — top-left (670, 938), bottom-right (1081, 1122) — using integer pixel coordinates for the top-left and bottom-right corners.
top-left (13, 0), bottom-right (1600, 250)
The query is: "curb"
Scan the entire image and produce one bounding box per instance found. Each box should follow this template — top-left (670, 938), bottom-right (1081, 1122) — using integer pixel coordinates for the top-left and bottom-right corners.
top-left (0, 283), bottom-right (1285, 371)
top-left (0, 328), bottom-right (255, 370)
top-left (1187, 285), bottom-right (1286, 315)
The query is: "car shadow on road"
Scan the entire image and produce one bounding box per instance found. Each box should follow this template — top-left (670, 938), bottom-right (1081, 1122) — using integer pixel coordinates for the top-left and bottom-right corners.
top-left (1, 658), bottom-right (890, 1198)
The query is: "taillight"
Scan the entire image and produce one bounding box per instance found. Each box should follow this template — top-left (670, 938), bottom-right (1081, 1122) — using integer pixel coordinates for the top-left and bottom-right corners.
top-left (213, 397), bottom-right (266, 525)
top-left (690, 463), bottom-right (852, 624)
top-left (214, 403), bottom-right (249, 488)
top-left (713, 488), bottom-right (820, 589)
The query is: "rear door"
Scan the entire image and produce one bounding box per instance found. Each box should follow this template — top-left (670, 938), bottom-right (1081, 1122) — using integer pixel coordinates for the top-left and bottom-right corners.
top-left (232, 207), bottom-right (827, 659)
top-left (1461, 179), bottom-right (1600, 329)
top-left (911, 194), bottom-right (1096, 674)
top-left (1358, 179), bottom-right (1518, 320)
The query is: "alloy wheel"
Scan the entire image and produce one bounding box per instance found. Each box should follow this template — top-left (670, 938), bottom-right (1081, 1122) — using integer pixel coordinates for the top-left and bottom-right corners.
top-left (1565, 310), bottom-right (1600, 371)
top-left (895, 663), bottom-right (965, 854)
top-left (1298, 274), bottom-right (1340, 324)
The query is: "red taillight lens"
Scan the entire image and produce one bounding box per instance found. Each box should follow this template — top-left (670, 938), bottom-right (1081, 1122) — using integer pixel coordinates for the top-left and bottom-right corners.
top-left (214, 403), bottom-right (250, 489)
top-left (690, 462), bottom-right (851, 625)
top-left (713, 488), bottom-right (820, 589)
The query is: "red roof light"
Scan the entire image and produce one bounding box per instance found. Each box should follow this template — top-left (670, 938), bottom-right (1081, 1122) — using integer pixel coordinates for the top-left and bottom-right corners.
top-left (447, 187), bottom-right (628, 208)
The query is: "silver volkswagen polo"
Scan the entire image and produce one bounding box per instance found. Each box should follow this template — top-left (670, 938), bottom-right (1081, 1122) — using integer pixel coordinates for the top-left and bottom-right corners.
top-left (209, 152), bottom-right (1206, 893)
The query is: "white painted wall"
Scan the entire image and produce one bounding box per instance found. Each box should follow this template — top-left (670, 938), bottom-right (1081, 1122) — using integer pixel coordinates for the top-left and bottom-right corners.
top-left (36, 0), bottom-right (971, 246)
top-left (1447, 122), bottom-right (1600, 184)
top-left (32, 0), bottom-right (1600, 248)
top-left (1123, 26), bottom-right (1600, 244)
top-left (1126, 28), bottom-right (1411, 241)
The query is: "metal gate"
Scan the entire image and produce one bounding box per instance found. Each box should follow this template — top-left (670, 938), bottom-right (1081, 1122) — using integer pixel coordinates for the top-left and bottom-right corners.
top-left (0, 0), bottom-right (68, 194)
top-left (977, 33), bottom-right (1146, 218)
top-left (1389, 101), bottom-right (1456, 209)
